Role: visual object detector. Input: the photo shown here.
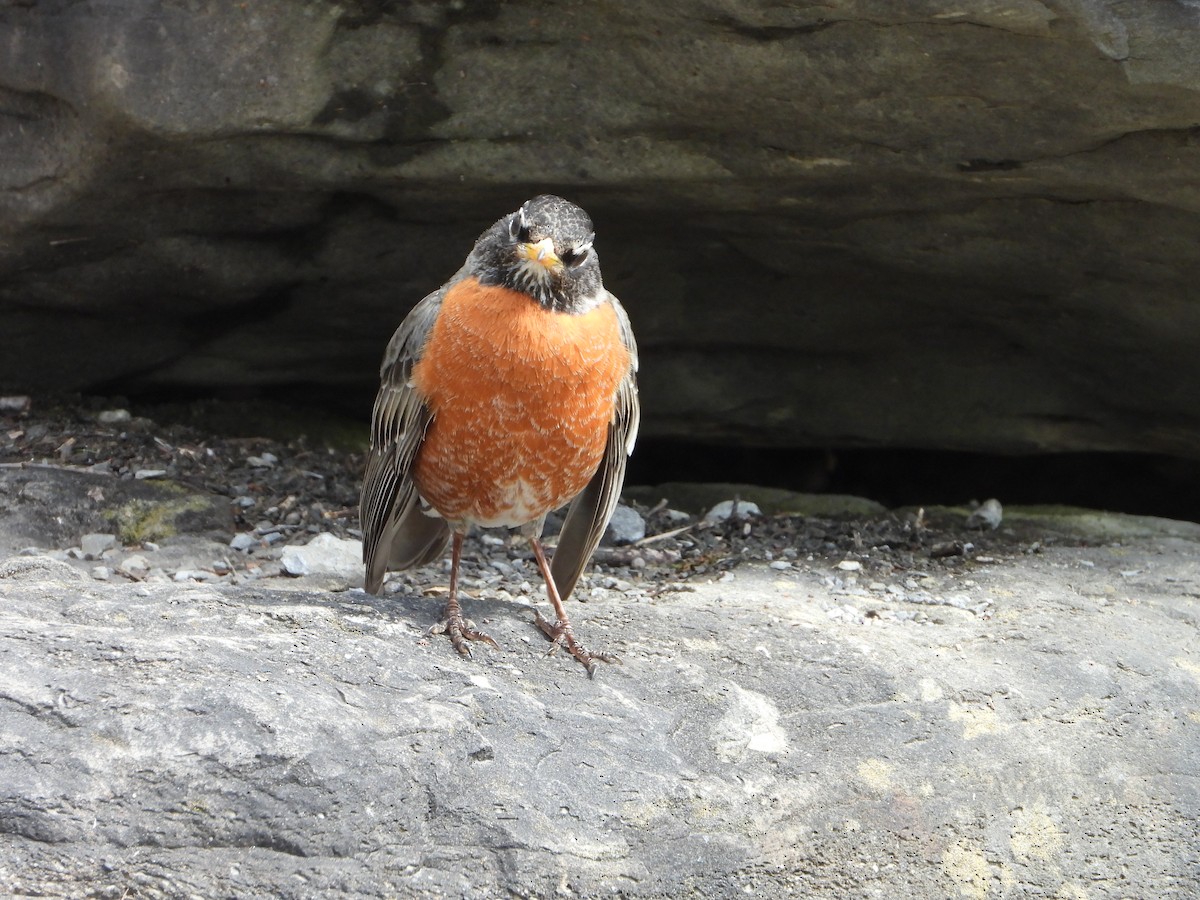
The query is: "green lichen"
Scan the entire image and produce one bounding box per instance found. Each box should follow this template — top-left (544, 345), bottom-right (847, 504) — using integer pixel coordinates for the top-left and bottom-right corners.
top-left (104, 495), bottom-right (212, 545)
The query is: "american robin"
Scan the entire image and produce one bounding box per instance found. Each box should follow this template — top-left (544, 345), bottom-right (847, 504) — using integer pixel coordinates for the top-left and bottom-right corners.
top-left (359, 195), bottom-right (640, 674)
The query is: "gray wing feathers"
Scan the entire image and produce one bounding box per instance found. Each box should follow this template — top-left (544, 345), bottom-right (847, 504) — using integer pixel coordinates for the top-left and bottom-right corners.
top-left (549, 294), bottom-right (640, 602)
top-left (360, 285), bottom-right (453, 595)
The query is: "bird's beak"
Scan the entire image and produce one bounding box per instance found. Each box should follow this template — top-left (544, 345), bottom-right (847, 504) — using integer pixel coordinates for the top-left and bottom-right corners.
top-left (519, 237), bottom-right (561, 270)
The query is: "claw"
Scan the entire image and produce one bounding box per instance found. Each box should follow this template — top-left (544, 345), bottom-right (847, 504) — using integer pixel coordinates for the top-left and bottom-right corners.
top-left (431, 613), bottom-right (499, 657)
top-left (532, 608), bottom-right (619, 676)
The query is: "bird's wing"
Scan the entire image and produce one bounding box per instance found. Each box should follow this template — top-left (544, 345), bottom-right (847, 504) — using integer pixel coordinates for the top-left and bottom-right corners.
top-left (360, 277), bottom-right (460, 594)
top-left (550, 292), bottom-right (641, 603)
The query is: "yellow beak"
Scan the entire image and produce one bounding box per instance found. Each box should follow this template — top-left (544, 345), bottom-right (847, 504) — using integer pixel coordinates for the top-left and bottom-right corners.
top-left (520, 237), bottom-right (561, 270)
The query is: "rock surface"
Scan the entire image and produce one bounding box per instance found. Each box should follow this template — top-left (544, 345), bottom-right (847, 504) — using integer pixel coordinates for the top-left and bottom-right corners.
top-left (3, 523), bottom-right (1199, 898)
top-left (1, 402), bottom-right (1198, 896)
top-left (4, 2), bottom-right (1200, 459)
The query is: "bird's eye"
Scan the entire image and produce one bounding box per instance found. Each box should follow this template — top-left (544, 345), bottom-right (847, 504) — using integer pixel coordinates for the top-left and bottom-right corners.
top-left (561, 245), bottom-right (590, 268)
top-left (509, 212), bottom-right (531, 243)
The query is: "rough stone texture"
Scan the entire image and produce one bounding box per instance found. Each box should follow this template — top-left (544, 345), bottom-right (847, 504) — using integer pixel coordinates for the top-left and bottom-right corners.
top-left (2, 523), bottom-right (1199, 898)
top-left (4, 1), bottom-right (1200, 458)
top-left (0, 463), bottom-right (232, 557)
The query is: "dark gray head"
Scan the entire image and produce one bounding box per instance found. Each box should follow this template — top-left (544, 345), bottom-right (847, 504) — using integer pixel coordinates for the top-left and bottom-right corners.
top-left (469, 195), bottom-right (604, 314)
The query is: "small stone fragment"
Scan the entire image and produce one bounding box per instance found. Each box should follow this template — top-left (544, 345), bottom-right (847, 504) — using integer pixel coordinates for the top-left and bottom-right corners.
top-left (966, 498), bottom-right (1003, 530)
top-left (281, 533), bottom-right (362, 580)
top-left (96, 409), bottom-right (131, 424)
top-left (121, 554), bottom-right (151, 576)
top-left (704, 500), bottom-right (762, 524)
top-left (230, 532), bottom-right (257, 552)
top-left (80, 533), bottom-right (117, 559)
top-left (930, 541), bottom-right (965, 559)
top-left (134, 469), bottom-right (167, 480)
top-left (0, 395), bottom-right (31, 413)
top-left (606, 504), bottom-right (646, 544)
top-left (836, 560), bottom-right (862, 572)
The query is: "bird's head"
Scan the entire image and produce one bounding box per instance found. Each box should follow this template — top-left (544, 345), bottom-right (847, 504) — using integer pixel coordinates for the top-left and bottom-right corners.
top-left (471, 195), bottom-right (604, 314)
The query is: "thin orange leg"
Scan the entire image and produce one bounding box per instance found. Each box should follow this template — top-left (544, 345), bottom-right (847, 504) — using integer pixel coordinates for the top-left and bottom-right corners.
top-left (431, 532), bottom-right (499, 656)
top-left (529, 537), bottom-right (618, 676)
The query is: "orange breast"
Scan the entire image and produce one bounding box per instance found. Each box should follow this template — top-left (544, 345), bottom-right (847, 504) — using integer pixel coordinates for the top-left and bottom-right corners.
top-left (410, 278), bottom-right (629, 529)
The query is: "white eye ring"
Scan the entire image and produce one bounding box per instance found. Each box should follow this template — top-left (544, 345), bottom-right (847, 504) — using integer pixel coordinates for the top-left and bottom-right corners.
top-left (510, 206), bottom-right (532, 242)
top-left (563, 244), bottom-right (591, 268)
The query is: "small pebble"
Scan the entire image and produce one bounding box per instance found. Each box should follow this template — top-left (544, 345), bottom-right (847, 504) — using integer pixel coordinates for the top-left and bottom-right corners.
top-left (80, 533), bottom-right (117, 559)
top-left (122, 554), bottom-right (150, 575)
top-left (97, 409), bottom-right (131, 424)
top-left (606, 504), bottom-right (646, 544)
top-left (91, 566), bottom-right (111, 581)
top-left (134, 469), bottom-right (167, 480)
top-left (704, 500), bottom-right (762, 524)
top-left (836, 560), bottom-right (862, 572)
top-left (0, 395), bottom-right (32, 413)
top-left (229, 533), bottom-right (257, 552)
top-left (966, 498), bottom-right (1003, 530)
top-left (246, 453), bottom-right (278, 468)
top-left (768, 560), bottom-right (792, 570)
top-left (142, 542), bottom-right (160, 552)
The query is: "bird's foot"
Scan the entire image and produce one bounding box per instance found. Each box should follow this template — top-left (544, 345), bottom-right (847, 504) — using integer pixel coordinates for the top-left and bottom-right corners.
top-left (431, 605), bottom-right (499, 658)
top-left (532, 608), bottom-right (619, 676)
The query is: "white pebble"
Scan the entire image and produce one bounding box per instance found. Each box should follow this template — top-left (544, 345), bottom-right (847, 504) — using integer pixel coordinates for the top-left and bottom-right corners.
top-left (704, 500), bottom-right (762, 524)
top-left (966, 498), bottom-right (1003, 530)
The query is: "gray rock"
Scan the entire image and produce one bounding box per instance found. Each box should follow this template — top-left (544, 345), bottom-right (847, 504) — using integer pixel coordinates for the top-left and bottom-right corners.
top-left (967, 498), bottom-right (1005, 530)
top-left (0, 466), bottom-right (233, 559)
top-left (280, 532), bottom-right (362, 581)
top-left (229, 532), bottom-right (258, 553)
top-left (0, 554), bottom-right (88, 583)
top-left (604, 504), bottom-right (646, 545)
top-left (95, 409), bottom-right (131, 425)
top-left (703, 499), bottom-right (763, 524)
top-left (120, 554), bottom-right (150, 576)
top-left (2, 3), bottom-right (1200, 461)
top-left (79, 532), bottom-right (117, 559)
top-left (1, 530), bottom-right (1197, 898)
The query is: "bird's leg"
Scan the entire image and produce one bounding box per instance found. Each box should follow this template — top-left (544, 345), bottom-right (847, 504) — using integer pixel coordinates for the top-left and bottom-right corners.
top-left (431, 532), bottom-right (499, 656)
top-left (529, 537), bottom-right (618, 676)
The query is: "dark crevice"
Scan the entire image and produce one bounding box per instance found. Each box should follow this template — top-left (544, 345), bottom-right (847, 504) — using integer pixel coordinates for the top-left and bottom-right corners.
top-left (627, 439), bottom-right (1200, 523)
